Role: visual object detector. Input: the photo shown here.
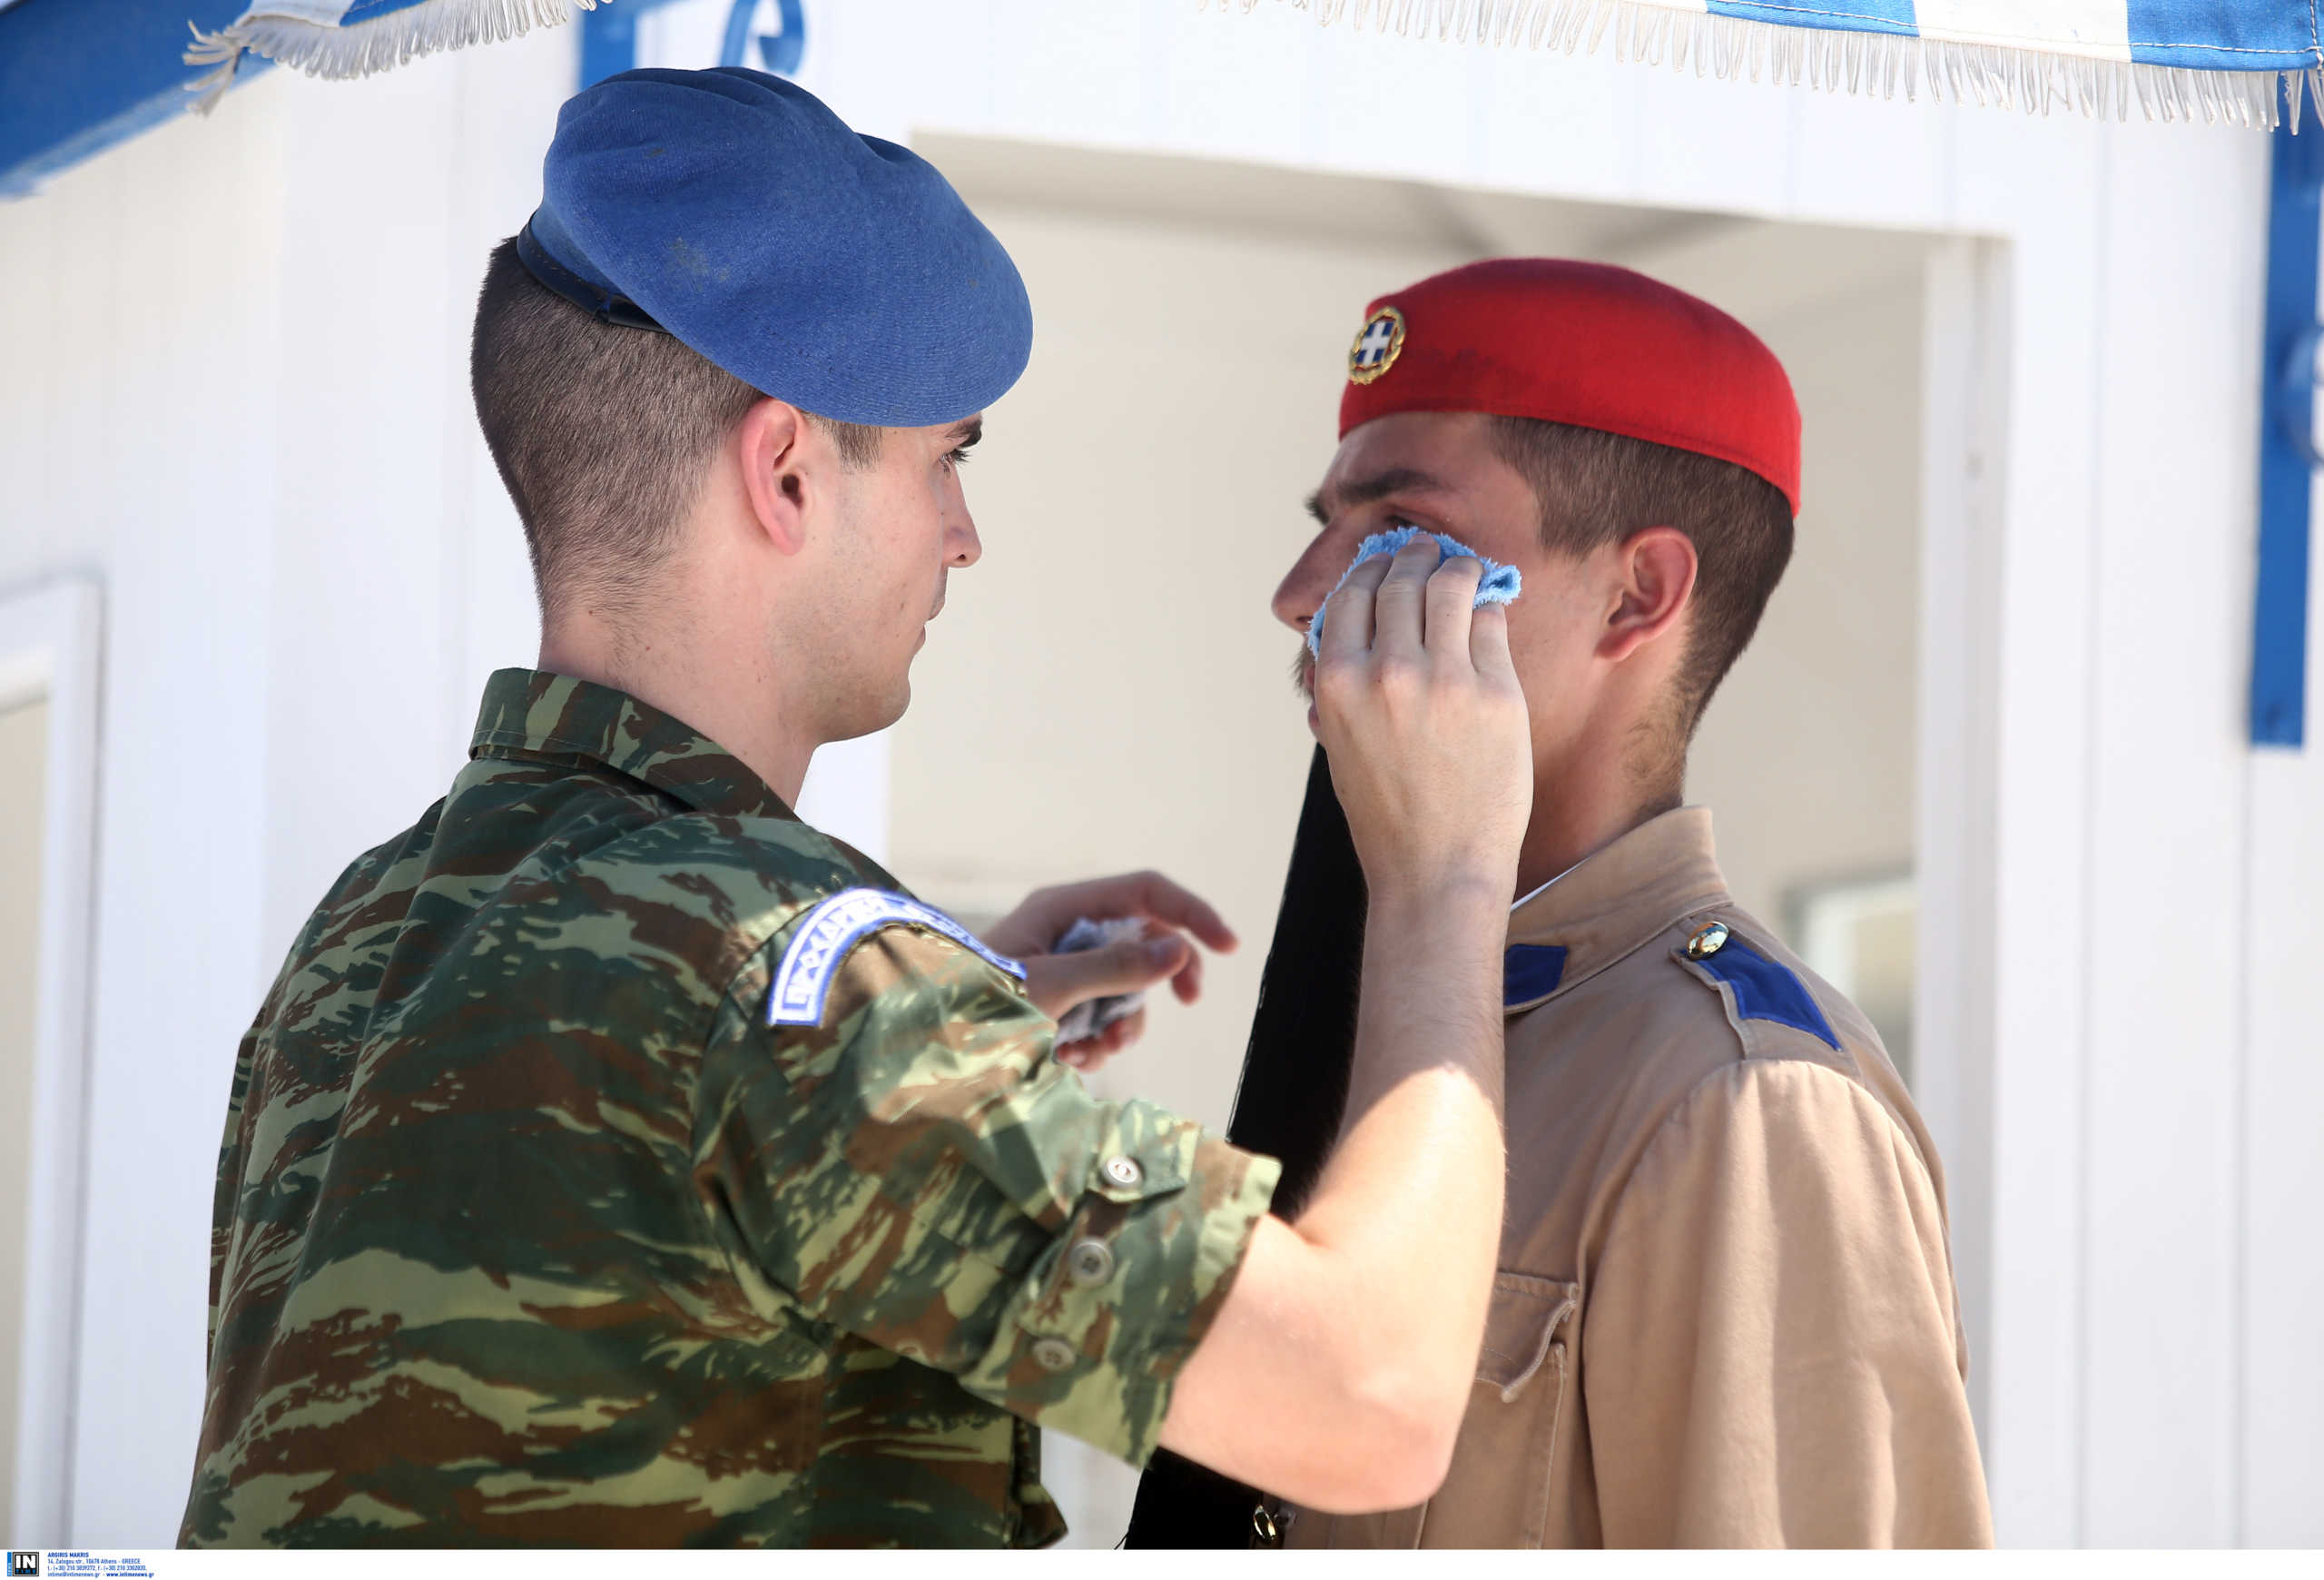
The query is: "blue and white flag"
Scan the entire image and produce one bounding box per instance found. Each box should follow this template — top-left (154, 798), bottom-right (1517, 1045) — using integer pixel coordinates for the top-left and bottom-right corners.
top-left (1234, 0), bottom-right (2324, 126)
top-left (184, 0), bottom-right (810, 110)
top-left (185, 0), bottom-right (2324, 127)
top-left (185, 0), bottom-right (599, 109)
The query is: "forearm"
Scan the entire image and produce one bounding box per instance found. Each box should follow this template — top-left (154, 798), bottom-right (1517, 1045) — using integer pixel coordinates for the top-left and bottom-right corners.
top-left (1157, 880), bottom-right (1509, 1509)
top-left (1155, 541), bottom-right (1526, 1507)
top-left (1294, 881), bottom-right (1508, 1397)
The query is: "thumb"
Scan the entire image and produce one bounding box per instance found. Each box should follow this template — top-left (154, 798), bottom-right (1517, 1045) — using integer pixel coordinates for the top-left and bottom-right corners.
top-left (1022, 934), bottom-right (1187, 1020)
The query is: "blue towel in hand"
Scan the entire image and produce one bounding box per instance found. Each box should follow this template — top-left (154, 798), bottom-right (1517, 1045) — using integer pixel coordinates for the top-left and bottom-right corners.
top-left (1053, 916), bottom-right (1147, 1046)
top-left (1306, 527), bottom-right (1521, 657)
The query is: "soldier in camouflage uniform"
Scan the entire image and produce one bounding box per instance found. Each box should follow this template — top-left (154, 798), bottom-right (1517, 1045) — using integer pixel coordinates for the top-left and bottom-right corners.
top-left (181, 68), bottom-right (1532, 1547)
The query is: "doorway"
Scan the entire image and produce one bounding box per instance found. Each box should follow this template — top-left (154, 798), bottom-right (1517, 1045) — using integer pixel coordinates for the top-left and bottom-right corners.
top-left (0, 693), bottom-right (45, 1540)
top-left (0, 578), bottom-right (100, 1547)
top-left (887, 136), bottom-right (1979, 1546)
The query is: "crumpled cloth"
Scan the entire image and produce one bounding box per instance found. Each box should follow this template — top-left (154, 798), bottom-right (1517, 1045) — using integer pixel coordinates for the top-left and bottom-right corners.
top-left (1052, 916), bottom-right (1148, 1045)
top-left (1306, 526), bottom-right (1521, 657)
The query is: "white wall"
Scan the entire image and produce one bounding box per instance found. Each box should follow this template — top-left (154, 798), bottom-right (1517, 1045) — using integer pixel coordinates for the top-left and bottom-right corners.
top-left (0, 33), bottom-right (571, 1544)
top-left (0, 0), bottom-right (2312, 1548)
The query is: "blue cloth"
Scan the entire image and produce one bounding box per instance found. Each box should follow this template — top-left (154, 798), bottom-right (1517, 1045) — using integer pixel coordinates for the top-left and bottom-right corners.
top-left (1689, 938), bottom-right (1841, 1051)
top-left (523, 66), bottom-right (1031, 427)
top-left (1305, 528), bottom-right (1521, 657)
top-left (1502, 944), bottom-right (1568, 1007)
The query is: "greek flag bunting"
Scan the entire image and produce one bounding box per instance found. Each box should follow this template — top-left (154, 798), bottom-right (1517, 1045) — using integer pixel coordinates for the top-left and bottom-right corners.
top-left (185, 0), bottom-right (2324, 128)
top-left (1230, 0), bottom-right (2324, 125)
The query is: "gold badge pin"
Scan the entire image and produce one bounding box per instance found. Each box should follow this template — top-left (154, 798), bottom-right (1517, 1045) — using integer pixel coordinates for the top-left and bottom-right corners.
top-left (1347, 305), bottom-right (1406, 385)
top-left (1685, 921), bottom-right (1731, 960)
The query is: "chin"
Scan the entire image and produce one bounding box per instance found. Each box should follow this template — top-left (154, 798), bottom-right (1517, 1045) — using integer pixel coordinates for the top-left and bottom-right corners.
top-left (822, 681), bottom-right (911, 746)
top-left (869, 679), bottom-right (911, 735)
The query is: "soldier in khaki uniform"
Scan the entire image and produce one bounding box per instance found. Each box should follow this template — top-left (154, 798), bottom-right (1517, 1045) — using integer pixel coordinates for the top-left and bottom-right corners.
top-left (179, 74), bottom-right (1535, 1546)
top-left (1136, 259), bottom-right (1991, 1547)
top-left (1285, 808), bottom-right (1987, 1546)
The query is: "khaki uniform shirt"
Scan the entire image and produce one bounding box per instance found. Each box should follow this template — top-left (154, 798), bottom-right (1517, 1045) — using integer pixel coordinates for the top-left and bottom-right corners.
top-left (181, 669), bottom-right (1277, 1548)
top-left (1285, 808), bottom-right (1992, 1548)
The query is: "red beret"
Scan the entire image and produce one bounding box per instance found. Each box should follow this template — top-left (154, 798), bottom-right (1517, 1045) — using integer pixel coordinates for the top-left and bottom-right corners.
top-left (1339, 259), bottom-right (1801, 513)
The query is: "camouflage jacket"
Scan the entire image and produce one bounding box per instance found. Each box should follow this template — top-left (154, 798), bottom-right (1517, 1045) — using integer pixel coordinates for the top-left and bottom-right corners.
top-left (180, 668), bottom-right (1278, 1548)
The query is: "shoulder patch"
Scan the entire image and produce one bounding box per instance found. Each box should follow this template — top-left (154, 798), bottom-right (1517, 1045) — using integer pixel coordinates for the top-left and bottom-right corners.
top-left (768, 888), bottom-right (1026, 1028)
top-left (1686, 936), bottom-right (1841, 1051)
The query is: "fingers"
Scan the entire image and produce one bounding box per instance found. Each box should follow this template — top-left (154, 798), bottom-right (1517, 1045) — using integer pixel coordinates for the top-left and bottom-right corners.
top-left (1126, 871), bottom-right (1237, 953)
top-left (1058, 1005), bottom-right (1145, 1073)
top-left (1019, 933), bottom-right (1187, 1020)
top-left (1015, 872), bottom-right (1237, 954)
top-left (1100, 1007), bottom-right (1147, 1060)
top-left (1169, 943), bottom-right (1204, 1005)
top-left (1322, 540), bottom-right (1488, 668)
top-left (1316, 553), bottom-right (1393, 666)
top-left (1367, 537), bottom-right (1442, 660)
top-left (1468, 599), bottom-right (1515, 678)
top-left (1423, 553), bottom-right (1484, 657)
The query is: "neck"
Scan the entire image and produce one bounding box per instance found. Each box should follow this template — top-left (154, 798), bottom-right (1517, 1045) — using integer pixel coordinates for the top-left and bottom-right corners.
top-left (1514, 722), bottom-right (1683, 899)
top-left (538, 596), bottom-right (815, 806)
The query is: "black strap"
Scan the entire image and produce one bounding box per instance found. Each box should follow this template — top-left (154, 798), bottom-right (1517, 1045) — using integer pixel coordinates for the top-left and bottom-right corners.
top-left (515, 218), bottom-right (670, 334)
top-left (1124, 745), bottom-right (1367, 1547)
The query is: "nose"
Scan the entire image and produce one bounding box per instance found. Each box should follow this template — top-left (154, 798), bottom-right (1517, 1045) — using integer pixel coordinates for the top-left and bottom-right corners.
top-left (944, 493), bottom-right (981, 569)
top-left (1271, 533), bottom-right (1344, 635)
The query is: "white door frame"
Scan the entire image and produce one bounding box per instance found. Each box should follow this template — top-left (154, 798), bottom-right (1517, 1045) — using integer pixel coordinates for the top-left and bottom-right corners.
top-left (1915, 235), bottom-right (2011, 1459)
top-left (0, 576), bottom-right (102, 1545)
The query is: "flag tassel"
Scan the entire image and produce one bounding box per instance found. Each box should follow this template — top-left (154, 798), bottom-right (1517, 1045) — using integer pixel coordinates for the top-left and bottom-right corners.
top-left (1224, 0), bottom-right (2315, 130)
top-left (185, 0), bottom-right (603, 114)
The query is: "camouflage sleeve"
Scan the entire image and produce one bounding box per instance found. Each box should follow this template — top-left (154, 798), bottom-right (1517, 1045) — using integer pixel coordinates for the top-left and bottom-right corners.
top-left (205, 1042), bottom-right (251, 1362)
top-left (699, 921), bottom-right (1279, 1467)
top-left (206, 940), bottom-right (310, 1364)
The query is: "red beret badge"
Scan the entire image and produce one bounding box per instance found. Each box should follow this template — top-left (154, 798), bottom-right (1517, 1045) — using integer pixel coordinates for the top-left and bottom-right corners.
top-left (1347, 305), bottom-right (1406, 385)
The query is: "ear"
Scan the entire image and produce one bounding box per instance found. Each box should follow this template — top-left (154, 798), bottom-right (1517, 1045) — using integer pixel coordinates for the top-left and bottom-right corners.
top-left (736, 399), bottom-right (812, 557)
top-left (1597, 526), bottom-right (1697, 664)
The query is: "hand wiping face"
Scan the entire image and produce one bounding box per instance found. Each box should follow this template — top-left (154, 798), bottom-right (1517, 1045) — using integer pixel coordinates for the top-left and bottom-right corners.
top-left (1305, 535), bottom-right (1532, 902)
top-left (1306, 526), bottom-right (1521, 659)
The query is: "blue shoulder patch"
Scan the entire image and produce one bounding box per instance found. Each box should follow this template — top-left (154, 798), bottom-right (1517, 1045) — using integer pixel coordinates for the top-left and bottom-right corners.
top-left (769, 888), bottom-right (1026, 1028)
top-left (1502, 943), bottom-right (1568, 1007)
top-left (1689, 937), bottom-right (1841, 1050)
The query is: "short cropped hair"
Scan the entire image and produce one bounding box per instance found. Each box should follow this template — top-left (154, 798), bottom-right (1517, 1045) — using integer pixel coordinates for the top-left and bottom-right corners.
top-left (1489, 417), bottom-right (1795, 738)
top-left (468, 237), bottom-right (881, 623)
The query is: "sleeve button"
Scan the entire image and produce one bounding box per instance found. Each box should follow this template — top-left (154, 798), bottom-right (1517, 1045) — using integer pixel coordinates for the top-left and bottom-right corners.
top-left (1066, 1239), bottom-right (1116, 1286)
top-left (1031, 1337), bottom-right (1078, 1373)
top-left (1100, 1154), bottom-right (1143, 1189)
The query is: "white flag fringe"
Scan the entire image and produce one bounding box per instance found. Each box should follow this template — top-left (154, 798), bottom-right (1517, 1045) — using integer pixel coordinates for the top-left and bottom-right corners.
top-left (1217, 0), bottom-right (2319, 130)
top-left (185, 0), bottom-right (602, 114)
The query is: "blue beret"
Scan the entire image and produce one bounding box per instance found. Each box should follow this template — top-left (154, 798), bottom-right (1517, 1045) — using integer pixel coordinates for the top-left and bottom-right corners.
top-left (518, 67), bottom-right (1031, 428)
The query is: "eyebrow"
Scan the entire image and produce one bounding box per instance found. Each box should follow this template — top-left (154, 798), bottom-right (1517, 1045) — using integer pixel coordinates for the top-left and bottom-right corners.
top-left (947, 417), bottom-right (983, 449)
top-left (1305, 466), bottom-right (1449, 526)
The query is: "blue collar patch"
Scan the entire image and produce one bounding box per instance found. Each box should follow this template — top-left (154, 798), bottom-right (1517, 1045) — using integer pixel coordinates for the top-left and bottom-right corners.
top-left (1688, 937), bottom-right (1840, 1050)
top-left (1503, 943), bottom-right (1568, 1008)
